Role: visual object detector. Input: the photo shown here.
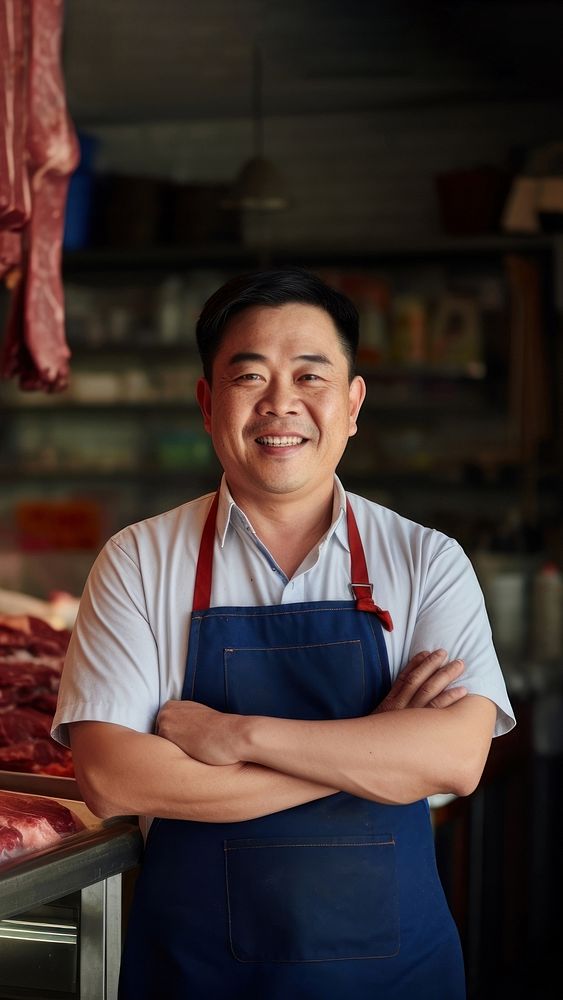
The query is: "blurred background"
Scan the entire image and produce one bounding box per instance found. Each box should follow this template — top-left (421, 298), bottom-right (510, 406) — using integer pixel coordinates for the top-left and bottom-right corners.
top-left (0, 1), bottom-right (562, 997)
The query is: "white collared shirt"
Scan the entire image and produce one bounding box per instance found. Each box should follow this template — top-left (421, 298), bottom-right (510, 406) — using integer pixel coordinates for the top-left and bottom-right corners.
top-left (213, 477), bottom-right (348, 606)
top-left (52, 475), bottom-right (515, 753)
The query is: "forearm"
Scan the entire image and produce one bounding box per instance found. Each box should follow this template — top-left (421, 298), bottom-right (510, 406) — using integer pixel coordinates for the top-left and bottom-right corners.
top-left (70, 722), bottom-right (336, 822)
top-left (240, 697), bottom-right (496, 804)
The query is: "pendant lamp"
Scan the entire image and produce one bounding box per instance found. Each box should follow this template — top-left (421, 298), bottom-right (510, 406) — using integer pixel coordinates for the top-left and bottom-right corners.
top-left (223, 45), bottom-right (289, 211)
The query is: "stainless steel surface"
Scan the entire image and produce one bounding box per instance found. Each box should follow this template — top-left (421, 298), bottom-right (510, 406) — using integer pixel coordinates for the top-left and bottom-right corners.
top-left (0, 896), bottom-right (80, 996)
top-left (105, 875), bottom-right (122, 1000)
top-left (0, 772), bottom-right (81, 800)
top-left (0, 818), bottom-right (142, 920)
top-left (0, 874), bottom-right (126, 999)
top-left (0, 804), bottom-right (140, 999)
top-left (80, 875), bottom-right (122, 1000)
top-left (0, 916), bottom-right (76, 945)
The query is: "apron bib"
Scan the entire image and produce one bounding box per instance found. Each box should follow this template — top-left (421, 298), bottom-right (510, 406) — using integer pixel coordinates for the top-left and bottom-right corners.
top-left (119, 493), bottom-right (465, 1000)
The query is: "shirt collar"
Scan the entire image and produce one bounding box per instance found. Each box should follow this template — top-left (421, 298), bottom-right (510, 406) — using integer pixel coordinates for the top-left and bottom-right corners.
top-left (332, 476), bottom-right (350, 553)
top-left (215, 474), bottom-right (350, 553)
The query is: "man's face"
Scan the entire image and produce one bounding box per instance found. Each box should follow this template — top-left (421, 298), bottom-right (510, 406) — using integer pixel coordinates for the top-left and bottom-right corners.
top-left (196, 302), bottom-right (366, 508)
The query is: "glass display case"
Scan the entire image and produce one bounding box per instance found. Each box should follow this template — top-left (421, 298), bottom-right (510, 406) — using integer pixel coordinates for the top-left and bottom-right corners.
top-left (0, 774), bottom-right (142, 1000)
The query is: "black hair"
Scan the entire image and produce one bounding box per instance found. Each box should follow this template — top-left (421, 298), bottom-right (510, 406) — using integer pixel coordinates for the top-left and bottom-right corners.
top-left (195, 266), bottom-right (359, 382)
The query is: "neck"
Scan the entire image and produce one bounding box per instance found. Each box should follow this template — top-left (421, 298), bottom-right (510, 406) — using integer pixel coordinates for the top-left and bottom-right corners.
top-left (227, 482), bottom-right (336, 578)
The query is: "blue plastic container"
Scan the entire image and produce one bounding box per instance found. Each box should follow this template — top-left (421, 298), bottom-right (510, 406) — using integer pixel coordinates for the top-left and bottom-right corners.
top-left (63, 132), bottom-right (99, 250)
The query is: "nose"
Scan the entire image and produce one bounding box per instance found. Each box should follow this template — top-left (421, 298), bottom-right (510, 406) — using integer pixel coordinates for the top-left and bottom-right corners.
top-left (256, 377), bottom-right (301, 416)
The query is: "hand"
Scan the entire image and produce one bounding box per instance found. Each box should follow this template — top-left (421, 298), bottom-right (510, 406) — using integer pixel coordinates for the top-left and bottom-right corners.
top-left (156, 700), bottom-right (244, 765)
top-left (374, 649), bottom-right (466, 714)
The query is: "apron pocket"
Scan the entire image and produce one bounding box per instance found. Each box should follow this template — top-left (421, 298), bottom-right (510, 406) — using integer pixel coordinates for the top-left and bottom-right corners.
top-left (224, 834), bottom-right (399, 963)
top-left (224, 640), bottom-right (367, 720)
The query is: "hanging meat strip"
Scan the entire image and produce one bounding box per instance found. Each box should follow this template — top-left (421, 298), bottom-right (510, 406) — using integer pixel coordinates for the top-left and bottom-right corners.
top-left (0, 0), bottom-right (30, 232)
top-left (0, 0), bottom-right (79, 392)
top-left (0, 0), bottom-right (27, 289)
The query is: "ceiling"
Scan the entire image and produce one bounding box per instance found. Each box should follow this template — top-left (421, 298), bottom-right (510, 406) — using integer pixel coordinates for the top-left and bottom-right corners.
top-left (62, 0), bottom-right (563, 127)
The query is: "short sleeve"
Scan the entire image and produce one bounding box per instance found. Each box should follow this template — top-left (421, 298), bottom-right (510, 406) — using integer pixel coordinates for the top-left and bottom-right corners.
top-left (409, 540), bottom-right (515, 737)
top-left (51, 538), bottom-right (160, 747)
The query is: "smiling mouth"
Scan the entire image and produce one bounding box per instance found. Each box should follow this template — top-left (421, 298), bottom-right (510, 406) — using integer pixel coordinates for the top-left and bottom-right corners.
top-left (255, 435), bottom-right (306, 447)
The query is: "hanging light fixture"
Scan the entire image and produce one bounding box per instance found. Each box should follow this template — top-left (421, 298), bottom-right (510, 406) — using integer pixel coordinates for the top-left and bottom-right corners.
top-left (223, 44), bottom-right (289, 212)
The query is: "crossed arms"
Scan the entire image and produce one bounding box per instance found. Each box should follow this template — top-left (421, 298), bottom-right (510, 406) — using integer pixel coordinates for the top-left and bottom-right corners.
top-left (70, 649), bottom-right (496, 822)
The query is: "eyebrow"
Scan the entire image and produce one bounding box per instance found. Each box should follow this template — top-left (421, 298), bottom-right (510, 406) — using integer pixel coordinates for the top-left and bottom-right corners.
top-left (227, 352), bottom-right (333, 366)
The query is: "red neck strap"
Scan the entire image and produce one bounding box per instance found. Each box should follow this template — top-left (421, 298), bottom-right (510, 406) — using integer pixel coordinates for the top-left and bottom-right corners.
top-left (193, 490), bottom-right (393, 631)
top-left (345, 502), bottom-right (393, 631)
top-left (192, 491), bottom-right (220, 612)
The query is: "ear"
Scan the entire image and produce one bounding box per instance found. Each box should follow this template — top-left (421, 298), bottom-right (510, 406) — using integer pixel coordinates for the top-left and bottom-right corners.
top-left (196, 377), bottom-right (212, 434)
top-left (348, 376), bottom-right (366, 437)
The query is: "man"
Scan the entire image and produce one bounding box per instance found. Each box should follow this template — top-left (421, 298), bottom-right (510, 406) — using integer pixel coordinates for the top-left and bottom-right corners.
top-left (52, 267), bottom-right (515, 1000)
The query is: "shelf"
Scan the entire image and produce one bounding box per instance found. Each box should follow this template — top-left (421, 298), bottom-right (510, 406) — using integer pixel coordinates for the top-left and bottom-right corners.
top-left (0, 402), bottom-right (199, 415)
top-left (0, 467), bottom-right (217, 484)
top-left (67, 341), bottom-right (197, 358)
top-left (361, 364), bottom-right (487, 381)
top-left (0, 363), bottom-right (498, 417)
top-left (62, 344), bottom-right (492, 379)
top-left (0, 396), bottom-right (496, 418)
top-left (343, 471), bottom-right (517, 489)
top-left (2, 236), bottom-right (557, 553)
top-left (61, 235), bottom-right (560, 274)
top-left (62, 242), bottom-right (256, 274)
top-left (0, 466), bottom-right (544, 492)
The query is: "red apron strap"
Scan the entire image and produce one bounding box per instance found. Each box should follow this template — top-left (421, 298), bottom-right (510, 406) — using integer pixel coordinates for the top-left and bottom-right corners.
top-left (193, 488), bottom-right (393, 631)
top-left (192, 491), bottom-right (220, 611)
top-left (346, 501), bottom-right (394, 631)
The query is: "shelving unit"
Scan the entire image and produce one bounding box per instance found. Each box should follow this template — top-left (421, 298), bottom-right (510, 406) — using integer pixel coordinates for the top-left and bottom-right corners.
top-left (1, 235), bottom-right (561, 569)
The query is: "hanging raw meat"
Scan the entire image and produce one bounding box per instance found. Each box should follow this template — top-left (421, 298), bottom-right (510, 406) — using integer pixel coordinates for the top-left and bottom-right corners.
top-left (0, 0), bottom-right (30, 232)
top-left (0, 0), bottom-right (79, 392)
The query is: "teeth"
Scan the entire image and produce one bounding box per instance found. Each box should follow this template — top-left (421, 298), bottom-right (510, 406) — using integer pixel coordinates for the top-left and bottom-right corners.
top-left (256, 436), bottom-right (304, 447)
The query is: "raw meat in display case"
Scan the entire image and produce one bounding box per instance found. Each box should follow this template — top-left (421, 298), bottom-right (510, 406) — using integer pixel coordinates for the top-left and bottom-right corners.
top-left (0, 614), bottom-right (73, 776)
top-left (0, 789), bottom-right (85, 863)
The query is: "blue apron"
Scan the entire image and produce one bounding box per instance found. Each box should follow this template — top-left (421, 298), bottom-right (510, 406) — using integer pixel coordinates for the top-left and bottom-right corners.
top-left (119, 493), bottom-right (465, 999)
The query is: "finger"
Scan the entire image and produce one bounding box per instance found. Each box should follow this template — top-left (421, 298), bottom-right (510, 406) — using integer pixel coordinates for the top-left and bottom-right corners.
top-left (374, 650), bottom-right (455, 714)
top-left (392, 649), bottom-right (449, 706)
top-left (400, 650), bottom-right (435, 676)
top-left (402, 648), bottom-right (449, 680)
top-left (409, 659), bottom-right (465, 708)
top-left (374, 651), bottom-right (440, 712)
top-left (430, 685), bottom-right (467, 709)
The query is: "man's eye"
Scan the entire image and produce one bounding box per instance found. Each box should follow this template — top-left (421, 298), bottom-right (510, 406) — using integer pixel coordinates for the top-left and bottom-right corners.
top-left (236, 373), bottom-right (262, 382)
top-left (299, 373), bottom-right (321, 382)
